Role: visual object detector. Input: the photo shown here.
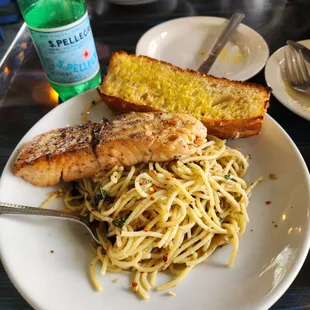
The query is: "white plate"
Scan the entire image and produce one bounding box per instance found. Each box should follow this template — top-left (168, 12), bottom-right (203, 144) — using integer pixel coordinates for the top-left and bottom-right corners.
top-left (136, 16), bottom-right (269, 81)
top-left (0, 90), bottom-right (309, 310)
top-left (264, 40), bottom-right (310, 121)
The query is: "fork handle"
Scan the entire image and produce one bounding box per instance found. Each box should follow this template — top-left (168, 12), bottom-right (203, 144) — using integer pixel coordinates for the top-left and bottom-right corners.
top-left (210, 12), bottom-right (245, 55)
top-left (0, 201), bottom-right (81, 221)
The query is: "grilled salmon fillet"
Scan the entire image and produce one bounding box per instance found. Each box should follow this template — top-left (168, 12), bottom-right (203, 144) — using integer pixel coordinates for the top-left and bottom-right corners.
top-left (13, 124), bottom-right (100, 187)
top-left (96, 112), bottom-right (207, 170)
top-left (13, 112), bottom-right (207, 186)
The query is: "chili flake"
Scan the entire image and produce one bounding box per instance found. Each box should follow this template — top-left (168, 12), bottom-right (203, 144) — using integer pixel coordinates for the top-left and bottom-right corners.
top-left (265, 201), bottom-right (271, 205)
top-left (131, 282), bottom-right (138, 291)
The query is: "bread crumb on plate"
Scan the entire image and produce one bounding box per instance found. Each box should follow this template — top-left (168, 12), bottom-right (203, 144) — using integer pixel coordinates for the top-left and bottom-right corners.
top-left (269, 173), bottom-right (277, 180)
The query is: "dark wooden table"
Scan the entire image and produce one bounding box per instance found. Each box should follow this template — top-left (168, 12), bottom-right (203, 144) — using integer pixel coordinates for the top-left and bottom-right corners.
top-left (0, 0), bottom-right (310, 309)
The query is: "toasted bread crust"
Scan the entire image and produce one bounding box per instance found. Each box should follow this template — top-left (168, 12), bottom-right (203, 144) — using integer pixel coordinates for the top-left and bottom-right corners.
top-left (98, 51), bottom-right (270, 139)
top-left (100, 93), bottom-right (159, 113)
top-left (98, 92), bottom-right (268, 139)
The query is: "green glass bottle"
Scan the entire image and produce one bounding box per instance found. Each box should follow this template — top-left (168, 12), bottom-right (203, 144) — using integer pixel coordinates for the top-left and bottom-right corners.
top-left (17, 0), bottom-right (101, 101)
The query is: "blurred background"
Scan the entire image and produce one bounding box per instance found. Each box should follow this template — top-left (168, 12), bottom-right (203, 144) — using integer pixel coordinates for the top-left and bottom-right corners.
top-left (0, 0), bottom-right (22, 59)
top-left (0, 0), bottom-right (310, 59)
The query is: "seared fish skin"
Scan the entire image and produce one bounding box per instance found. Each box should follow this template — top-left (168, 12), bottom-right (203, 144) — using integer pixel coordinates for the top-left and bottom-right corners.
top-left (96, 112), bottom-right (207, 170)
top-left (13, 112), bottom-right (207, 186)
top-left (13, 124), bottom-right (100, 187)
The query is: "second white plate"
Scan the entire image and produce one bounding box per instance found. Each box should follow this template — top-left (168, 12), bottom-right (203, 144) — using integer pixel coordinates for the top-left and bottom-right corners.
top-left (264, 40), bottom-right (310, 121)
top-left (136, 16), bottom-right (269, 81)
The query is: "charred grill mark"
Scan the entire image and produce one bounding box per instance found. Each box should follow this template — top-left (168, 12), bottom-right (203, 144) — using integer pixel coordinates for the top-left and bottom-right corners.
top-left (129, 132), bottom-right (144, 140)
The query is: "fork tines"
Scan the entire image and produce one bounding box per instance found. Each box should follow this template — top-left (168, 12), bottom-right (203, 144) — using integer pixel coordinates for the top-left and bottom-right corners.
top-left (285, 46), bottom-right (310, 93)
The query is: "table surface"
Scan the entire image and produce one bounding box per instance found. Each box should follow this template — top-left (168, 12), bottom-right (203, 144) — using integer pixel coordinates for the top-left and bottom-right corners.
top-left (0, 0), bottom-right (310, 309)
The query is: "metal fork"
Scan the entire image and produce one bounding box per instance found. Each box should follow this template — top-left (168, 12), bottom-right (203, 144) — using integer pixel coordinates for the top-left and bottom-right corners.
top-left (0, 202), bottom-right (101, 244)
top-left (284, 46), bottom-right (310, 93)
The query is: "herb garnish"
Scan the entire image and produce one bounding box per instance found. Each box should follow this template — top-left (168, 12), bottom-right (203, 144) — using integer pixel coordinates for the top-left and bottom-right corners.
top-left (100, 188), bottom-right (107, 199)
top-left (112, 214), bottom-right (130, 229)
top-left (91, 188), bottom-right (107, 207)
top-left (224, 174), bottom-right (231, 180)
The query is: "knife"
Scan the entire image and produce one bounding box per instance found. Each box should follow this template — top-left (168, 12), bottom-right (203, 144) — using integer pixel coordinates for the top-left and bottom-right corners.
top-left (287, 40), bottom-right (310, 63)
top-left (198, 12), bottom-right (245, 74)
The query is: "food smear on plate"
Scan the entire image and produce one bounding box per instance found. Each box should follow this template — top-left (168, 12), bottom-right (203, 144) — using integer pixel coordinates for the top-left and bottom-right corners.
top-left (13, 112), bottom-right (206, 186)
top-left (198, 39), bottom-right (249, 65)
top-left (98, 51), bottom-right (270, 139)
top-left (280, 61), bottom-right (310, 113)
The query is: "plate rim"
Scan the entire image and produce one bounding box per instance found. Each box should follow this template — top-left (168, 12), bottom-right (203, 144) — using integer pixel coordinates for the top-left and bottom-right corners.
top-left (136, 16), bottom-right (270, 81)
top-left (264, 39), bottom-right (310, 121)
top-left (0, 91), bottom-right (309, 310)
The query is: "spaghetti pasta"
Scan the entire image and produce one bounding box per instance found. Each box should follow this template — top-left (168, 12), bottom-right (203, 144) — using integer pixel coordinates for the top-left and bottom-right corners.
top-left (60, 135), bottom-right (262, 299)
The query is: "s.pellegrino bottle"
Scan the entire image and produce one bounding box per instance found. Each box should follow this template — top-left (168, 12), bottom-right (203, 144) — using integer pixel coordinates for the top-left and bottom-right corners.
top-left (17, 0), bottom-right (101, 101)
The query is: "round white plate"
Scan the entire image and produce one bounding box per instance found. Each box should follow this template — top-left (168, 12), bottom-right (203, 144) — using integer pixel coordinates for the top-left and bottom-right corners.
top-left (0, 90), bottom-right (309, 310)
top-left (136, 16), bottom-right (269, 81)
top-left (265, 40), bottom-right (310, 121)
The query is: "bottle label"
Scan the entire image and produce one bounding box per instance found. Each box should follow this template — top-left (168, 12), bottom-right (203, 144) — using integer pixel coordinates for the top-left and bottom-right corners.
top-left (28, 12), bottom-right (100, 85)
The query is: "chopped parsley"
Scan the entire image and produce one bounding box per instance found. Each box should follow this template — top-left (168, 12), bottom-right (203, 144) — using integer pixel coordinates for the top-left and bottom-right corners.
top-left (100, 188), bottom-right (107, 199)
top-left (91, 188), bottom-right (108, 207)
top-left (224, 174), bottom-right (231, 180)
top-left (112, 214), bottom-right (130, 229)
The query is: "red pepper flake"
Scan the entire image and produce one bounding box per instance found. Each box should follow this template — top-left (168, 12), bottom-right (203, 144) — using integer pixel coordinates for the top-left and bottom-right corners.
top-left (150, 196), bottom-right (155, 201)
top-left (50, 250), bottom-right (54, 254)
top-left (131, 282), bottom-right (138, 290)
top-left (265, 201), bottom-right (271, 205)
top-left (163, 254), bottom-right (168, 262)
top-left (91, 208), bottom-right (96, 211)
